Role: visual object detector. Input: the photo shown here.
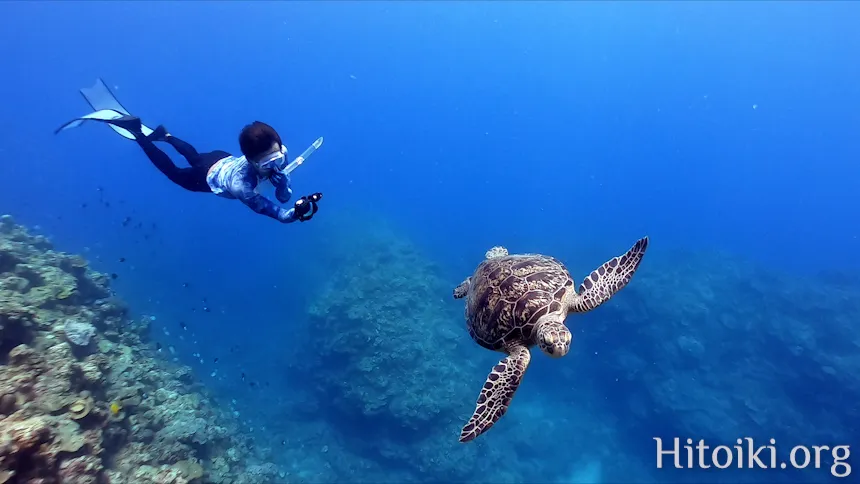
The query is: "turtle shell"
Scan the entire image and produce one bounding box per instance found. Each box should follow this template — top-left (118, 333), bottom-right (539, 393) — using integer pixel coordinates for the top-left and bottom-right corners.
top-left (465, 254), bottom-right (574, 351)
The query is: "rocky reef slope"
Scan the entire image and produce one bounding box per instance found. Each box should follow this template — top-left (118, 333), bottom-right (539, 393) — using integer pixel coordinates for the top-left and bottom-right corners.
top-left (565, 247), bottom-right (860, 482)
top-left (291, 214), bottom-right (859, 483)
top-left (0, 215), bottom-right (279, 484)
top-left (289, 215), bottom-right (645, 482)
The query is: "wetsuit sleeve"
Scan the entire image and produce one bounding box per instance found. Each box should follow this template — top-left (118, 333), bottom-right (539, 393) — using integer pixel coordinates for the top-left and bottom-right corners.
top-left (227, 176), bottom-right (296, 223)
top-left (271, 171), bottom-right (292, 204)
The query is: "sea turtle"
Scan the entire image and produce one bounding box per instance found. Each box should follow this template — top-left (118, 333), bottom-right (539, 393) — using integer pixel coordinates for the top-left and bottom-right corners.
top-left (452, 236), bottom-right (649, 442)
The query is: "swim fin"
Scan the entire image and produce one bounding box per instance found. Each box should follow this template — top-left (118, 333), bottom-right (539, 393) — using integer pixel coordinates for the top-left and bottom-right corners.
top-left (55, 78), bottom-right (155, 139)
top-left (103, 115), bottom-right (145, 136)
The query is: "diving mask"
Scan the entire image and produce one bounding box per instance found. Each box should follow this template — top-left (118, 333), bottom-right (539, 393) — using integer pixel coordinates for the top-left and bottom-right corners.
top-left (256, 144), bottom-right (288, 172)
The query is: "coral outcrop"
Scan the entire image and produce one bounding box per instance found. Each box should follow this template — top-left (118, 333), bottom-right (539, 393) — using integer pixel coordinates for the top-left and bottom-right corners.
top-left (291, 215), bottom-right (860, 483)
top-left (295, 215), bottom-right (519, 481)
top-left (558, 248), bottom-right (860, 482)
top-left (63, 319), bottom-right (96, 348)
top-left (0, 215), bottom-right (278, 483)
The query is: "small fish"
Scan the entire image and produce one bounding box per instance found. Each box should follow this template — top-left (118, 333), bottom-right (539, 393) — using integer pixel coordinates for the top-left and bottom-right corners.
top-left (179, 321), bottom-right (187, 331)
top-left (156, 342), bottom-right (162, 351)
top-left (213, 358), bottom-right (219, 363)
top-left (250, 381), bottom-right (257, 388)
top-left (118, 257), bottom-right (126, 262)
top-left (203, 307), bottom-right (210, 313)
top-left (122, 216), bottom-right (131, 227)
top-left (81, 203), bottom-right (88, 209)
top-left (110, 273), bottom-right (118, 280)
top-left (104, 201), bottom-right (111, 208)
top-left (241, 372), bottom-right (246, 381)
top-left (281, 439), bottom-right (286, 446)
top-left (182, 282), bottom-right (189, 288)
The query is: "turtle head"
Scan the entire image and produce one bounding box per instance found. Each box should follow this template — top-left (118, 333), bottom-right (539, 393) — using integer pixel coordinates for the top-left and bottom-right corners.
top-left (453, 277), bottom-right (471, 299)
top-left (536, 319), bottom-right (571, 358)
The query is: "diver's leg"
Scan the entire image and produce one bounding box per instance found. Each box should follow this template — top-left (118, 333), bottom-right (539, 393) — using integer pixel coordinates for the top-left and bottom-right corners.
top-left (135, 138), bottom-right (209, 192)
top-left (99, 116), bottom-right (212, 192)
top-left (163, 135), bottom-right (201, 162)
top-left (161, 133), bottom-right (230, 171)
top-left (196, 150), bottom-right (232, 167)
top-left (144, 125), bottom-right (203, 166)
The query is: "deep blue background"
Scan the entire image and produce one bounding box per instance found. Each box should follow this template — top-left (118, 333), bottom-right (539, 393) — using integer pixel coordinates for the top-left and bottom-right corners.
top-left (1, 2), bottom-right (859, 482)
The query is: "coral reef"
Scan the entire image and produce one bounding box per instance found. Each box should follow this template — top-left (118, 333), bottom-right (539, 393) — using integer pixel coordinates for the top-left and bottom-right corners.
top-left (294, 215), bottom-right (525, 481)
top-left (0, 215), bottom-right (278, 483)
top-left (559, 248), bottom-right (860, 483)
top-left (63, 319), bottom-right (96, 348)
top-left (291, 214), bottom-right (859, 483)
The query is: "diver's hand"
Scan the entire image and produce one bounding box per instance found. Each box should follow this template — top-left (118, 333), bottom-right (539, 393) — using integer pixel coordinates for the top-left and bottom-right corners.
top-left (270, 171), bottom-right (288, 188)
top-left (295, 192), bottom-right (322, 222)
top-left (293, 198), bottom-right (311, 218)
top-left (271, 171), bottom-right (291, 203)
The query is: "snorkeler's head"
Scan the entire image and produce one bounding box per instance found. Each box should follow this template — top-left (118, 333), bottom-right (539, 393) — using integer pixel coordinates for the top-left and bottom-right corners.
top-left (239, 121), bottom-right (286, 176)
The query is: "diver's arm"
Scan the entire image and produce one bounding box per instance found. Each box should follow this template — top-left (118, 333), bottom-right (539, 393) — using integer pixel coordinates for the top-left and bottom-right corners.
top-left (270, 171), bottom-right (292, 204)
top-left (278, 207), bottom-right (300, 223)
top-left (229, 178), bottom-right (297, 223)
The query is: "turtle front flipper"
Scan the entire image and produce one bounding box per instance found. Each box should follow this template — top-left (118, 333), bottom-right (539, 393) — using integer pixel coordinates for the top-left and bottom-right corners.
top-left (568, 236), bottom-right (649, 313)
top-left (459, 344), bottom-right (531, 443)
top-left (453, 277), bottom-right (471, 299)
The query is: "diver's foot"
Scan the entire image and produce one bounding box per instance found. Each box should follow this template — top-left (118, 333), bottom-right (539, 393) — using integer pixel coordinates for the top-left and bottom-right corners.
top-left (147, 125), bottom-right (170, 142)
top-left (110, 115), bottom-right (144, 137)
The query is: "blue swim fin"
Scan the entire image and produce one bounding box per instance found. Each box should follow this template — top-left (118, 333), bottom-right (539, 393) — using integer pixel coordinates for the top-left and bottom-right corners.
top-left (55, 78), bottom-right (155, 139)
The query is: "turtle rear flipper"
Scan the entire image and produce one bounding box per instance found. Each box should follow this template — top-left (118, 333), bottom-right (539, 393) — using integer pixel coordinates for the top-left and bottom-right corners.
top-left (568, 236), bottom-right (649, 313)
top-left (459, 344), bottom-right (531, 443)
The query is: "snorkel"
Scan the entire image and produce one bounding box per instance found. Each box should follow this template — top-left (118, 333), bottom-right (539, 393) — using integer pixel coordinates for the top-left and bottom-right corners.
top-left (280, 137), bottom-right (323, 176)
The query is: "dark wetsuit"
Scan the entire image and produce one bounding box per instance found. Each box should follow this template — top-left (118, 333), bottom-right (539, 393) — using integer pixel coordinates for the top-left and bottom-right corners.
top-left (136, 136), bottom-right (298, 222)
top-left (137, 135), bottom-right (226, 193)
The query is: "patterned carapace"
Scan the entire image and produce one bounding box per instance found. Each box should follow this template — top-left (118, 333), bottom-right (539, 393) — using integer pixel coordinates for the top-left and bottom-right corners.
top-left (465, 254), bottom-right (574, 351)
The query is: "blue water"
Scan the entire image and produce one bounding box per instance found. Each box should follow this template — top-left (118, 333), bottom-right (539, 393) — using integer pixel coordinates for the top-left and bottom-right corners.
top-left (2, 2), bottom-right (859, 483)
